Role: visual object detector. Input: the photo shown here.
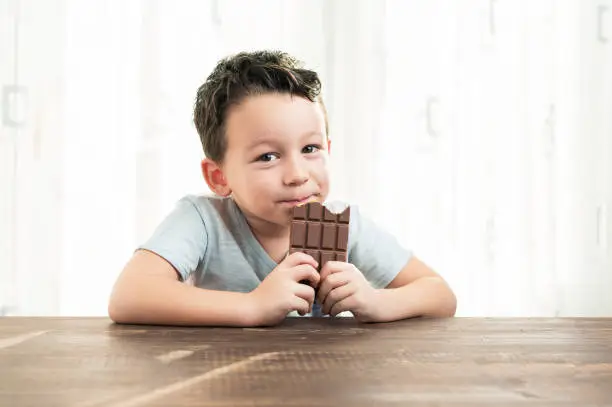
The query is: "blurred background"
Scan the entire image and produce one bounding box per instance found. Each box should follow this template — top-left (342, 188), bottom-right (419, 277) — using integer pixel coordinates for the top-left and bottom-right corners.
top-left (0, 0), bottom-right (610, 317)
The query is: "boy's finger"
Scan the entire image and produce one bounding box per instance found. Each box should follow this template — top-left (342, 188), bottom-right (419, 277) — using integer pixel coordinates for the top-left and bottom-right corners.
top-left (319, 261), bottom-right (346, 281)
top-left (292, 265), bottom-right (320, 286)
top-left (322, 283), bottom-right (353, 315)
top-left (294, 284), bottom-right (316, 305)
top-left (283, 251), bottom-right (319, 269)
top-left (292, 297), bottom-right (310, 316)
top-left (318, 271), bottom-right (350, 305)
top-left (330, 296), bottom-right (354, 317)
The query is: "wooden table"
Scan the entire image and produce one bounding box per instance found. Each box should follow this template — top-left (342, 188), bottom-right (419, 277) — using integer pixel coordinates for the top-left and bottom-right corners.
top-left (1, 317), bottom-right (611, 406)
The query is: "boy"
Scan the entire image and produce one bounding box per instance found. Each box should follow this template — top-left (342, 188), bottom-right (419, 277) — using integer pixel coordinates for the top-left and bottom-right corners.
top-left (108, 50), bottom-right (456, 327)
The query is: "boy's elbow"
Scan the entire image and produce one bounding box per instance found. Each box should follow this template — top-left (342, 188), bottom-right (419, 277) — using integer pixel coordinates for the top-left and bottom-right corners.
top-left (441, 281), bottom-right (457, 317)
top-left (107, 297), bottom-right (125, 324)
top-left (107, 290), bottom-right (133, 324)
top-left (443, 294), bottom-right (457, 317)
top-left (430, 277), bottom-right (457, 317)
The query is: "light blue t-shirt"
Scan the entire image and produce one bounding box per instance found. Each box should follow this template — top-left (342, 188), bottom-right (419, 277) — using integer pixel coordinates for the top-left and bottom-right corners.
top-left (139, 195), bottom-right (412, 315)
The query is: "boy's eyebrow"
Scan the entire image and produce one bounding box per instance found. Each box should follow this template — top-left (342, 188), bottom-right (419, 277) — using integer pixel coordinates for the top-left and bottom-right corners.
top-left (247, 137), bottom-right (276, 150)
top-left (300, 130), bottom-right (324, 140)
top-left (247, 131), bottom-right (324, 149)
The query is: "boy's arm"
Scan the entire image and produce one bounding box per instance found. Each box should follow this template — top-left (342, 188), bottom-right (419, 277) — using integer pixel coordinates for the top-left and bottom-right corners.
top-left (376, 256), bottom-right (457, 320)
top-left (317, 256), bottom-right (456, 322)
top-left (108, 249), bottom-right (320, 327)
top-left (108, 249), bottom-right (256, 327)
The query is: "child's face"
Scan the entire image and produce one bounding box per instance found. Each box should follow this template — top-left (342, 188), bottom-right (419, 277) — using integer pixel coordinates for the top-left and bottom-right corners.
top-left (221, 93), bottom-right (330, 227)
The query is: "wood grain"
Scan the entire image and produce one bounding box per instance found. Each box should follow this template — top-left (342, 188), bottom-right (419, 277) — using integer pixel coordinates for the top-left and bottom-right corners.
top-left (1, 317), bottom-right (611, 406)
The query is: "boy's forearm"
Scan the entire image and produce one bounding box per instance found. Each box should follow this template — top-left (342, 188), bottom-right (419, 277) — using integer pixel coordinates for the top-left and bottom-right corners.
top-left (374, 277), bottom-right (457, 322)
top-left (108, 276), bottom-right (256, 327)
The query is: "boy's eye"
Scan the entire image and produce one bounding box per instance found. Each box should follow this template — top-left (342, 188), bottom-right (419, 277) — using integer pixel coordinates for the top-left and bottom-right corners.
top-left (302, 145), bottom-right (321, 154)
top-left (257, 153), bottom-right (278, 162)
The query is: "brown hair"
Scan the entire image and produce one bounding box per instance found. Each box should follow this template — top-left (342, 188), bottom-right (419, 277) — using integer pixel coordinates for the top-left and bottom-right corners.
top-left (193, 50), bottom-right (328, 163)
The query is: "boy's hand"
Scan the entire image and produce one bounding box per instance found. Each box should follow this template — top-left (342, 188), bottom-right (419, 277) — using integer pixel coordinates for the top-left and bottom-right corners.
top-left (317, 261), bottom-right (381, 322)
top-left (248, 252), bottom-right (320, 326)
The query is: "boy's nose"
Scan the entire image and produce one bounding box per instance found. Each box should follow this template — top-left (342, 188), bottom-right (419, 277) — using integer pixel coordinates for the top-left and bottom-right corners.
top-left (283, 158), bottom-right (309, 186)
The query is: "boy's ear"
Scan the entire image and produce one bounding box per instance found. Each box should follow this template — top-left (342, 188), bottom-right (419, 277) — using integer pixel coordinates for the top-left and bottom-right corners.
top-left (201, 158), bottom-right (231, 196)
top-left (327, 138), bottom-right (331, 153)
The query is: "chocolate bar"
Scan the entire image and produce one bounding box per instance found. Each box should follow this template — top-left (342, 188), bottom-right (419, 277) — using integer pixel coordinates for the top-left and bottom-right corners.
top-left (289, 201), bottom-right (350, 271)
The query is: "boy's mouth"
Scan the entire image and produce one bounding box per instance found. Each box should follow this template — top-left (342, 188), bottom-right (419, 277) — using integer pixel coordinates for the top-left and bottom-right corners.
top-left (278, 194), bottom-right (319, 206)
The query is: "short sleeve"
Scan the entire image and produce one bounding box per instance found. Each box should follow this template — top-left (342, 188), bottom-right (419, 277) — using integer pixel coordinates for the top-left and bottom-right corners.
top-left (347, 205), bottom-right (412, 289)
top-left (138, 197), bottom-right (208, 281)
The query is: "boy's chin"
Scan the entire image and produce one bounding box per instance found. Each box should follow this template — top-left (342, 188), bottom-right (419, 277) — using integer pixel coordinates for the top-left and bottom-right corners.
top-left (278, 207), bottom-right (294, 221)
top-left (267, 207), bottom-right (293, 225)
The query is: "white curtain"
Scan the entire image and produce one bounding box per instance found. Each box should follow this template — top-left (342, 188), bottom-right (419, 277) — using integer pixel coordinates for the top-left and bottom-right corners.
top-left (1, 0), bottom-right (610, 317)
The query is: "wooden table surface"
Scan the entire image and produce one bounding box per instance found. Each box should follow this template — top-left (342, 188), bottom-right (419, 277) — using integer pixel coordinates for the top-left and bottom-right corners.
top-left (1, 317), bottom-right (611, 407)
